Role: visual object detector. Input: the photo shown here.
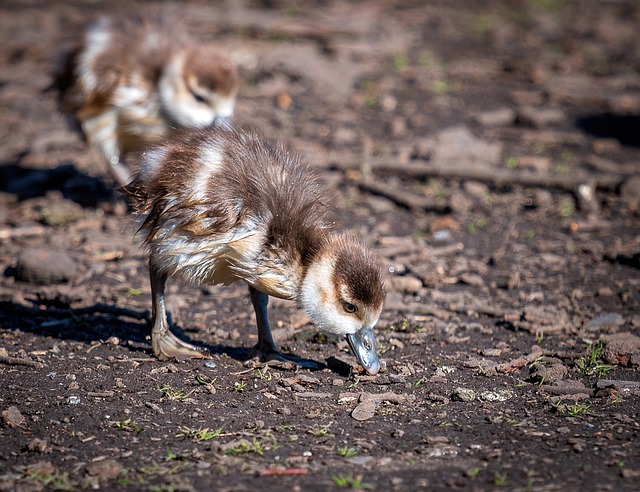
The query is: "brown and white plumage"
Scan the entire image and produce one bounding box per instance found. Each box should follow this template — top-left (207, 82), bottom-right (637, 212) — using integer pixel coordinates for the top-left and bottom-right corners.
top-left (126, 127), bottom-right (386, 374)
top-left (54, 9), bottom-right (239, 186)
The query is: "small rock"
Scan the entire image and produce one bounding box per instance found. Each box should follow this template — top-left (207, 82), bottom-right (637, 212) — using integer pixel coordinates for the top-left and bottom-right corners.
top-left (388, 374), bottom-right (407, 384)
top-left (15, 249), bottom-right (79, 285)
top-left (568, 437), bottom-right (586, 453)
top-left (533, 189), bottom-right (554, 209)
top-left (388, 275), bottom-right (423, 294)
top-left (66, 396), bottom-right (81, 405)
top-left (432, 126), bottom-right (503, 166)
top-left (332, 127), bottom-right (358, 147)
top-left (429, 215), bottom-right (460, 233)
top-left (517, 155), bottom-right (551, 172)
top-left (473, 107), bottom-right (516, 127)
top-left (87, 459), bottom-right (123, 480)
top-left (346, 456), bottom-right (375, 466)
top-left (621, 468), bottom-right (640, 480)
top-left (432, 229), bottom-right (453, 242)
top-left (517, 106), bottom-right (566, 128)
top-left (531, 364), bottom-right (568, 384)
top-left (597, 286), bottom-right (615, 297)
top-left (389, 116), bottom-right (407, 137)
top-left (594, 385), bottom-right (618, 398)
top-left (35, 285), bottom-right (88, 307)
top-left (411, 138), bottom-right (435, 160)
top-left (592, 138), bottom-right (621, 154)
top-left (25, 461), bottom-right (56, 476)
top-left (425, 435), bottom-right (450, 445)
top-left (449, 190), bottom-right (474, 213)
top-left (540, 380), bottom-right (589, 396)
top-left (586, 312), bottom-right (625, 332)
top-left (596, 379), bottom-right (640, 396)
top-left (426, 445), bottom-right (459, 458)
top-left (462, 180), bottom-right (489, 199)
top-left (27, 438), bottom-right (49, 453)
top-left (144, 401), bottom-right (164, 414)
top-left (452, 387), bottom-right (476, 402)
top-left (603, 332), bottom-right (640, 366)
top-left (380, 94), bottom-right (398, 112)
top-left (479, 390), bottom-right (513, 402)
top-left (463, 357), bottom-right (498, 376)
top-left (458, 273), bottom-right (485, 287)
top-left (2, 406), bottom-right (26, 428)
top-left (550, 393), bottom-right (591, 403)
top-left (620, 175), bottom-right (640, 213)
top-left (351, 400), bottom-right (377, 421)
top-left (482, 348), bottom-right (502, 357)
top-left (39, 193), bottom-right (84, 226)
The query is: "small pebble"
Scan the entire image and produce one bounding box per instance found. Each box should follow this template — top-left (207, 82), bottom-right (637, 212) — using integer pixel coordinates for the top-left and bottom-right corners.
top-left (15, 249), bottom-right (79, 285)
top-left (351, 400), bottom-right (377, 421)
top-left (66, 396), bottom-right (81, 405)
top-left (432, 229), bottom-right (453, 242)
top-left (479, 390), bottom-right (513, 402)
top-left (586, 312), bottom-right (625, 331)
top-left (597, 286), bottom-right (615, 297)
top-left (27, 438), bottom-right (48, 453)
top-left (2, 406), bottom-right (26, 428)
top-left (452, 387), bottom-right (476, 402)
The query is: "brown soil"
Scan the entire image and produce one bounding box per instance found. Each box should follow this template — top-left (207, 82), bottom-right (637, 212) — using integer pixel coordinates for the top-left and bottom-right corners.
top-left (1, 1), bottom-right (639, 491)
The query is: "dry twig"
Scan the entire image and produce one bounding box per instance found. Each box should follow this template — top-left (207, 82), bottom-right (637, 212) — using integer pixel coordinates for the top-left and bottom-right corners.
top-left (331, 156), bottom-right (624, 193)
top-left (0, 355), bottom-right (43, 368)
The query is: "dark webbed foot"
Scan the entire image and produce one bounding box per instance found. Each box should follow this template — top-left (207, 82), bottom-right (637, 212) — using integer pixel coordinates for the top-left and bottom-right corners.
top-left (249, 285), bottom-right (323, 370)
top-left (248, 342), bottom-right (324, 370)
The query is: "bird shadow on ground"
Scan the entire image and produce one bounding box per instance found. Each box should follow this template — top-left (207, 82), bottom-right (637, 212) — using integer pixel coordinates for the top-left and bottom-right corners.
top-left (0, 299), bottom-right (341, 372)
top-left (0, 160), bottom-right (113, 208)
top-left (576, 113), bottom-right (640, 148)
top-left (0, 299), bottom-right (235, 360)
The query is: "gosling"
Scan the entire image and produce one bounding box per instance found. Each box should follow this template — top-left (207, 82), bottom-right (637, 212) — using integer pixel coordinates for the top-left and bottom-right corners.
top-left (54, 8), bottom-right (239, 186)
top-left (125, 127), bottom-right (386, 375)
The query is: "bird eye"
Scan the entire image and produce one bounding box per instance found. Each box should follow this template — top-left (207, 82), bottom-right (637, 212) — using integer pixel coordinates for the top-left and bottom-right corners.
top-left (191, 90), bottom-right (207, 103)
top-left (344, 303), bottom-right (357, 314)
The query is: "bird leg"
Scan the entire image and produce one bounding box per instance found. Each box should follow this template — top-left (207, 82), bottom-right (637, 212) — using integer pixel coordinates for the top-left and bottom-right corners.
top-left (248, 286), bottom-right (323, 369)
top-left (149, 265), bottom-right (209, 360)
top-left (82, 112), bottom-right (132, 187)
top-left (108, 155), bottom-right (133, 188)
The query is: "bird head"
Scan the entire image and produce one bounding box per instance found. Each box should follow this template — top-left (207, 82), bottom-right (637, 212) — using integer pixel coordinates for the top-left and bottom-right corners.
top-left (159, 45), bottom-right (239, 129)
top-left (300, 236), bottom-right (386, 375)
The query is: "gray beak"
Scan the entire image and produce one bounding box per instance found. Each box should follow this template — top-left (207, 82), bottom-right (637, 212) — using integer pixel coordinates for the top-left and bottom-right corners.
top-left (346, 326), bottom-right (380, 375)
top-left (212, 116), bottom-right (233, 129)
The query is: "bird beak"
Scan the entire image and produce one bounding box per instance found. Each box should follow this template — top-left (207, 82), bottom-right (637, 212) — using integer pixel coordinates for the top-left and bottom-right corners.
top-left (212, 116), bottom-right (233, 129)
top-left (346, 326), bottom-right (380, 375)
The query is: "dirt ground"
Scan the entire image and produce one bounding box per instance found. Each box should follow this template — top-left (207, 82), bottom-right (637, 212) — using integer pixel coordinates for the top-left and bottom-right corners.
top-left (1, 0), bottom-right (639, 490)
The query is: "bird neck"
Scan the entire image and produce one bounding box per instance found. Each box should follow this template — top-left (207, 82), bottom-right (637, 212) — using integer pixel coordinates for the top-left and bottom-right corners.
top-left (299, 250), bottom-right (335, 325)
